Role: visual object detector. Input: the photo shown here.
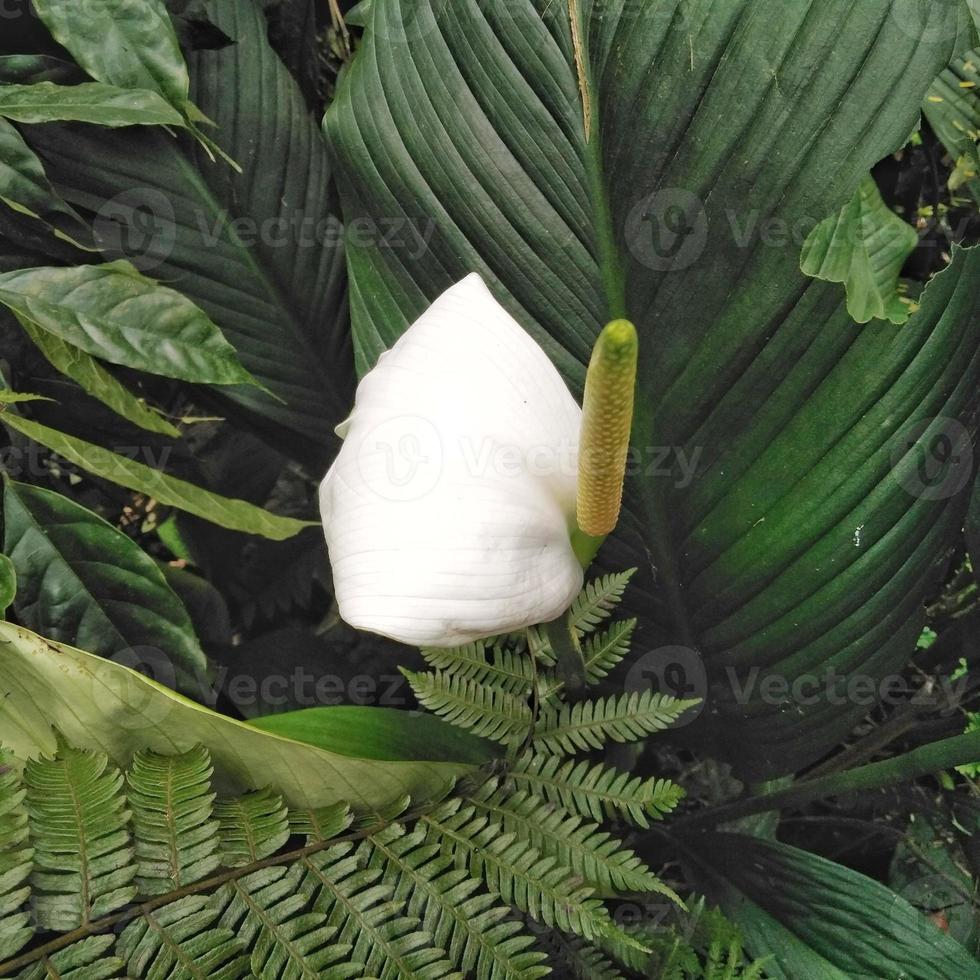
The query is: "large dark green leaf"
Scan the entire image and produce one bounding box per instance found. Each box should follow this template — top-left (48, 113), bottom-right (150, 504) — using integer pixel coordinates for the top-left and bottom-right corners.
top-left (685, 832), bottom-right (980, 979)
top-left (325, 0), bottom-right (980, 777)
top-left (2, 480), bottom-right (208, 691)
top-left (23, 0), bottom-right (351, 467)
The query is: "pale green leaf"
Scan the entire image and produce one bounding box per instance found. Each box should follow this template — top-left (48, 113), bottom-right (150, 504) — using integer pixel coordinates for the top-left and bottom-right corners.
top-left (0, 620), bottom-right (476, 812)
top-left (0, 410), bottom-right (315, 541)
top-left (0, 81), bottom-right (184, 127)
top-left (801, 175), bottom-right (919, 324)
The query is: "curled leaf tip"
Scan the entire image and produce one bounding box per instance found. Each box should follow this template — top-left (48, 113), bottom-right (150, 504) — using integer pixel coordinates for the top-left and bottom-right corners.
top-left (576, 318), bottom-right (638, 539)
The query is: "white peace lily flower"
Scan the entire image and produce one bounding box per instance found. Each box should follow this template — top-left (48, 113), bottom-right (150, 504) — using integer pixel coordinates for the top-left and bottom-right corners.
top-left (319, 274), bottom-right (586, 646)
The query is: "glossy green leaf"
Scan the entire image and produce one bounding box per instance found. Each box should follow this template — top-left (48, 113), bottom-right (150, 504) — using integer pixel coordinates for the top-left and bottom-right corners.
top-left (14, 313), bottom-right (181, 436)
top-left (801, 175), bottom-right (919, 324)
top-left (0, 81), bottom-right (184, 127)
top-left (32, 0), bottom-right (191, 110)
top-left (251, 707), bottom-right (499, 766)
top-left (0, 55), bottom-right (83, 85)
top-left (0, 261), bottom-right (255, 386)
top-left (0, 620), bottom-right (475, 811)
top-left (2, 480), bottom-right (208, 690)
top-left (23, 0), bottom-right (352, 467)
top-left (686, 833), bottom-right (980, 979)
top-left (0, 552), bottom-right (14, 617)
top-left (0, 118), bottom-right (72, 224)
top-left (0, 390), bottom-right (48, 406)
top-left (0, 410), bottom-right (316, 541)
top-left (325, 0), bottom-right (980, 777)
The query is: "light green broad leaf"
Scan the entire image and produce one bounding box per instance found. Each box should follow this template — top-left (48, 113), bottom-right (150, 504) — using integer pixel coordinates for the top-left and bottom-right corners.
top-left (686, 832), bottom-right (980, 979)
top-left (0, 81), bottom-right (184, 127)
top-left (15, 314), bottom-right (181, 437)
top-left (801, 175), bottom-right (919, 324)
top-left (325, 0), bottom-right (980, 779)
top-left (0, 620), bottom-right (475, 811)
top-left (2, 481), bottom-right (208, 692)
top-left (0, 553), bottom-right (15, 618)
top-left (252, 707), bottom-right (499, 766)
top-left (0, 261), bottom-right (256, 387)
top-left (0, 410), bottom-right (315, 541)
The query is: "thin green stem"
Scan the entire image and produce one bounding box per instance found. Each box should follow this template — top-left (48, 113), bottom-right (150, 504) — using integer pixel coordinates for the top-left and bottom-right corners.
top-left (676, 729), bottom-right (980, 832)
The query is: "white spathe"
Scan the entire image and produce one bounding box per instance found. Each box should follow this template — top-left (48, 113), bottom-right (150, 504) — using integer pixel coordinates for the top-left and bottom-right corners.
top-left (319, 273), bottom-right (584, 646)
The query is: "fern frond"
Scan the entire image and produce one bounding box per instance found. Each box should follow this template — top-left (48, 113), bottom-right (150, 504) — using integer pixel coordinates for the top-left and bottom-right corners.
top-left (128, 746), bottom-right (221, 895)
top-left (465, 781), bottom-right (676, 899)
top-left (581, 619), bottom-right (636, 682)
top-left (301, 841), bottom-right (459, 979)
top-left (537, 619), bottom-right (638, 701)
top-left (362, 823), bottom-right (550, 980)
top-left (212, 865), bottom-right (360, 979)
top-left (14, 935), bottom-right (124, 979)
top-left (24, 742), bottom-right (137, 931)
top-left (116, 895), bottom-right (248, 979)
top-left (421, 641), bottom-right (542, 697)
top-left (420, 797), bottom-right (618, 943)
top-left (533, 692), bottom-right (698, 755)
top-left (0, 752), bottom-right (33, 960)
top-left (568, 570), bottom-right (636, 636)
top-left (403, 670), bottom-right (531, 744)
top-left (546, 933), bottom-right (626, 980)
top-left (289, 802), bottom-right (353, 842)
top-left (507, 753), bottom-right (685, 828)
top-left (215, 789), bottom-right (290, 867)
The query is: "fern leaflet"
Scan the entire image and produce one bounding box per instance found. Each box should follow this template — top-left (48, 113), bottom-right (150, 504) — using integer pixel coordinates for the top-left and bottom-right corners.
top-left (533, 691), bottom-right (699, 755)
top-left (507, 753), bottom-right (685, 828)
top-left (0, 752), bottom-right (33, 961)
top-left (128, 746), bottom-right (221, 895)
top-left (403, 670), bottom-right (532, 744)
top-left (24, 741), bottom-right (137, 931)
top-left (568, 570), bottom-right (636, 636)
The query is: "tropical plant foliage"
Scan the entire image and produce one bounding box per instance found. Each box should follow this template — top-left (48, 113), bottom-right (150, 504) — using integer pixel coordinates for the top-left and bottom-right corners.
top-left (2, 0), bottom-right (980, 976)
top-left (0, 575), bottom-right (769, 979)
